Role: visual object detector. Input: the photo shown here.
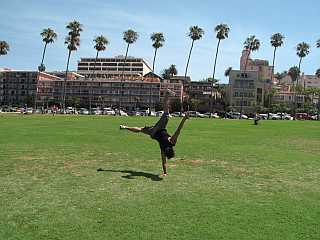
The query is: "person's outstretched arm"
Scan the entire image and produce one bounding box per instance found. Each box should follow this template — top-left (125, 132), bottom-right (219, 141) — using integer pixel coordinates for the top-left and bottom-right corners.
top-left (161, 151), bottom-right (168, 176)
top-left (169, 113), bottom-right (189, 145)
top-left (120, 125), bottom-right (143, 133)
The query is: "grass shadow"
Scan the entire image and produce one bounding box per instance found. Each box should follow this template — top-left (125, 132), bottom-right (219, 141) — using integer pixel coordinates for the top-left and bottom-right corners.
top-left (97, 168), bottom-right (163, 181)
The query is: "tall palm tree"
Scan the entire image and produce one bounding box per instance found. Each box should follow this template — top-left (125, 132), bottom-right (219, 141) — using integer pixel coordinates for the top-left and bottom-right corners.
top-left (183, 26), bottom-right (204, 113)
top-left (241, 35), bottom-right (260, 115)
top-left (243, 35), bottom-right (261, 71)
top-left (270, 33), bottom-right (284, 83)
top-left (62, 20), bottom-right (83, 110)
top-left (210, 23), bottom-right (230, 114)
top-left (0, 41), bottom-right (10, 56)
top-left (288, 66), bottom-right (300, 119)
top-left (89, 35), bottom-right (109, 113)
top-left (38, 28), bottom-right (57, 72)
top-left (296, 42), bottom-right (310, 90)
top-left (316, 39), bottom-right (320, 48)
top-left (185, 26), bottom-right (204, 80)
top-left (150, 32), bottom-right (165, 72)
top-left (120, 29), bottom-right (138, 110)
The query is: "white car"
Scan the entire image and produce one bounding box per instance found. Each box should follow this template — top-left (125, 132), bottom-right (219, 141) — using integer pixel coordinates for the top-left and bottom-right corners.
top-left (103, 108), bottom-right (115, 116)
top-left (119, 110), bottom-right (128, 116)
top-left (269, 113), bottom-right (281, 120)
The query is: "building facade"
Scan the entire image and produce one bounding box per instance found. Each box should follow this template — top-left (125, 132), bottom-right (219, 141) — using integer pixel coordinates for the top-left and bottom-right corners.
top-left (228, 70), bottom-right (264, 113)
top-left (0, 70), bottom-right (38, 106)
top-left (77, 56), bottom-right (152, 78)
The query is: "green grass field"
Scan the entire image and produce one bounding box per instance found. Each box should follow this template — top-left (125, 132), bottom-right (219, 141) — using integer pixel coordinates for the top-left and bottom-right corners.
top-left (0, 115), bottom-right (319, 240)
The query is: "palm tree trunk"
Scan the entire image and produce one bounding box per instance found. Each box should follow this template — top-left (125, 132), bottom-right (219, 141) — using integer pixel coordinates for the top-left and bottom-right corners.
top-left (152, 48), bottom-right (158, 73)
top-left (89, 50), bottom-right (99, 114)
top-left (41, 42), bottom-right (48, 66)
top-left (34, 42), bottom-right (49, 111)
top-left (184, 40), bottom-right (194, 80)
top-left (120, 43), bottom-right (130, 111)
top-left (240, 51), bottom-right (251, 117)
top-left (63, 49), bottom-right (72, 111)
top-left (210, 39), bottom-right (221, 115)
top-left (182, 40), bottom-right (195, 113)
top-left (271, 47), bottom-right (277, 83)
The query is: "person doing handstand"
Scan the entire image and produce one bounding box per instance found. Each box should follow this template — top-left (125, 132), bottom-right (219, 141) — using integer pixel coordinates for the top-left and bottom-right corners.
top-left (120, 90), bottom-right (189, 176)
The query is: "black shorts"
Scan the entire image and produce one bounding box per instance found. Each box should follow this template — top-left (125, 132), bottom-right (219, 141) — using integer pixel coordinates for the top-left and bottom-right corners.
top-left (142, 113), bottom-right (169, 139)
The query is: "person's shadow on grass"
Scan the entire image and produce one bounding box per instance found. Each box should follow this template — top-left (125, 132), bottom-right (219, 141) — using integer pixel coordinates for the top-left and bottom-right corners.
top-left (97, 168), bottom-right (163, 181)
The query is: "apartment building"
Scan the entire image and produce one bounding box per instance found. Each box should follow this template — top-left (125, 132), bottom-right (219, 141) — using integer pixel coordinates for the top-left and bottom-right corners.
top-left (228, 70), bottom-right (264, 113)
top-left (0, 70), bottom-right (38, 106)
top-left (77, 56), bottom-right (152, 78)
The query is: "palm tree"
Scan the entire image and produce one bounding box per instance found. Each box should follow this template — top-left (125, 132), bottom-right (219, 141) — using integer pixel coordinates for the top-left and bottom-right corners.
top-left (62, 20), bottom-right (83, 110)
top-left (89, 35), bottom-right (109, 113)
top-left (0, 41), bottom-right (10, 56)
top-left (243, 35), bottom-right (261, 71)
top-left (168, 64), bottom-right (177, 77)
top-left (270, 33), bottom-right (284, 83)
top-left (150, 32), bottom-right (165, 72)
top-left (288, 66), bottom-right (300, 119)
top-left (120, 29), bottom-right (138, 110)
top-left (296, 42), bottom-right (310, 90)
top-left (185, 26), bottom-right (204, 80)
top-left (38, 28), bottom-right (57, 72)
top-left (210, 23), bottom-right (230, 114)
top-left (316, 39), bottom-right (320, 48)
top-left (241, 35), bottom-right (260, 115)
top-left (224, 67), bottom-right (232, 77)
top-left (183, 26), bottom-right (204, 113)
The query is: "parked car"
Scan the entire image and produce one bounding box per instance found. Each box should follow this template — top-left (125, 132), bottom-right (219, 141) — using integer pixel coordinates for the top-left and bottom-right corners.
top-left (103, 108), bottom-right (115, 116)
top-left (119, 110), bottom-right (128, 116)
top-left (258, 113), bottom-right (268, 120)
top-left (203, 112), bottom-right (220, 118)
top-left (295, 113), bottom-right (311, 120)
top-left (79, 108), bottom-right (89, 115)
top-left (268, 113), bottom-right (281, 120)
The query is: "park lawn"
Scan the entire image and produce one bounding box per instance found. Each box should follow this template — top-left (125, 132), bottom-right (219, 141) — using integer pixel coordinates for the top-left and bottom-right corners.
top-left (0, 114), bottom-right (319, 240)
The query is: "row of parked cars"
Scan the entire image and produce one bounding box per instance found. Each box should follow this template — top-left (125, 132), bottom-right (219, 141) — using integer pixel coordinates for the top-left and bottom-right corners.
top-left (225, 111), bottom-right (319, 120)
top-left (1, 107), bottom-right (319, 120)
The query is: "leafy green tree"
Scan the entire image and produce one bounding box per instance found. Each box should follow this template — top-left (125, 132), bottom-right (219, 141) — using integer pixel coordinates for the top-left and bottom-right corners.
top-left (39, 28), bottom-right (57, 72)
top-left (63, 20), bottom-right (83, 110)
top-left (150, 32), bottom-right (165, 73)
top-left (89, 35), bottom-right (109, 113)
top-left (270, 33), bottom-right (284, 83)
top-left (0, 40), bottom-right (10, 56)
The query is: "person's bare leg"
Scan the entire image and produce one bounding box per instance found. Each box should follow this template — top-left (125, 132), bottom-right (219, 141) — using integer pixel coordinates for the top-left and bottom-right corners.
top-left (170, 113), bottom-right (189, 145)
top-left (161, 151), bottom-right (168, 176)
top-left (120, 125), bottom-right (143, 133)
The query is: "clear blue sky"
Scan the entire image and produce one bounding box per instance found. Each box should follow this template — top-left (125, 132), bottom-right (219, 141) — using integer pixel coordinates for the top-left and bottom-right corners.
top-left (1, 0), bottom-right (319, 83)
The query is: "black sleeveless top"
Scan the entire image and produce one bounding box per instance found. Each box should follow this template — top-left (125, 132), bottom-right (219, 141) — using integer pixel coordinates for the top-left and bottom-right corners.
top-left (153, 129), bottom-right (175, 151)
